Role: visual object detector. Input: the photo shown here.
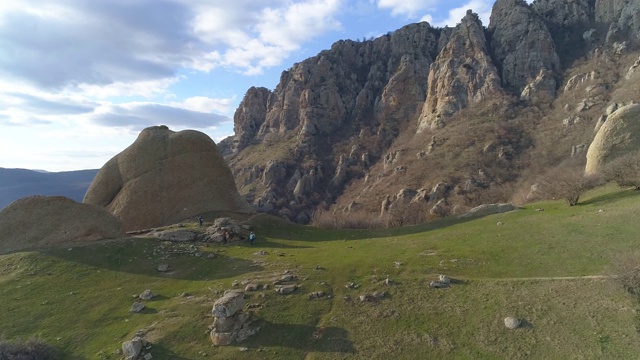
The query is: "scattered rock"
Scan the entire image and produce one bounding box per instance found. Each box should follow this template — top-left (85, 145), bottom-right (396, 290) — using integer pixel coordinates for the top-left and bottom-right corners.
top-left (308, 291), bottom-right (325, 299)
top-left (429, 281), bottom-right (447, 289)
top-left (253, 250), bottom-right (268, 256)
top-left (345, 282), bottom-right (360, 289)
top-left (130, 302), bottom-right (145, 313)
top-left (504, 317), bottom-right (522, 329)
top-left (275, 285), bottom-right (298, 294)
top-left (157, 264), bottom-right (170, 272)
top-left (154, 230), bottom-right (197, 242)
top-left (244, 284), bottom-right (261, 292)
top-left (439, 275), bottom-right (451, 284)
top-left (122, 336), bottom-right (146, 360)
top-left (139, 290), bottom-right (155, 301)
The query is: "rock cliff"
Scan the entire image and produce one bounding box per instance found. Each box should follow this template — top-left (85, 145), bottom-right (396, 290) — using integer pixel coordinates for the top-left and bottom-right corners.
top-left (417, 10), bottom-right (504, 132)
top-left (223, 0), bottom-right (640, 224)
top-left (84, 126), bottom-right (253, 231)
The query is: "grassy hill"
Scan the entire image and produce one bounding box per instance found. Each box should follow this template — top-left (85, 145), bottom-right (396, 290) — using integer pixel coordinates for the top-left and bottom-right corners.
top-left (1, 185), bottom-right (640, 359)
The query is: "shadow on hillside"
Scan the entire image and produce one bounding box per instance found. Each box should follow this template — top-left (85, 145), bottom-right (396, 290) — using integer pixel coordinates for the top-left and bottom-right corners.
top-left (259, 214), bottom-right (492, 243)
top-left (44, 239), bottom-right (264, 281)
top-left (143, 346), bottom-right (191, 360)
top-left (246, 321), bottom-right (355, 354)
top-left (580, 188), bottom-right (640, 207)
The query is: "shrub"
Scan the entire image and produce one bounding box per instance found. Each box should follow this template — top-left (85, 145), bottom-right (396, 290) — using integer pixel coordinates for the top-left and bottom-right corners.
top-left (0, 337), bottom-right (59, 360)
top-left (612, 252), bottom-right (640, 301)
top-left (602, 151), bottom-right (640, 190)
top-left (539, 160), bottom-right (602, 206)
top-left (311, 209), bottom-right (386, 229)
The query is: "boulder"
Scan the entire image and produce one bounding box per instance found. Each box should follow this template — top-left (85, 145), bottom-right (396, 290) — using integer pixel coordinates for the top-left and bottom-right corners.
top-left (0, 195), bottom-right (124, 254)
top-left (154, 230), bottom-right (197, 242)
top-left (457, 203), bottom-right (517, 219)
top-left (504, 317), bottom-right (522, 329)
top-left (212, 290), bottom-right (244, 319)
top-left (122, 337), bottom-right (145, 360)
top-left (586, 104), bottom-right (640, 175)
top-left (83, 125), bottom-right (254, 231)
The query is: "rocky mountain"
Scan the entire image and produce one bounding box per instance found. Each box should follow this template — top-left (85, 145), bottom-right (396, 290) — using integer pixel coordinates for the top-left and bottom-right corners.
top-left (0, 168), bottom-right (98, 209)
top-left (84, 125), bottom-right (254, 231)
top-left (220, 0), bottom-right (640, 224)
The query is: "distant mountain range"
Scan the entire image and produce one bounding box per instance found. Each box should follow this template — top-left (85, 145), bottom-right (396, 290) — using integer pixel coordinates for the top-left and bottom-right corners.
top-left (0, 168), bottom-right (98, 209)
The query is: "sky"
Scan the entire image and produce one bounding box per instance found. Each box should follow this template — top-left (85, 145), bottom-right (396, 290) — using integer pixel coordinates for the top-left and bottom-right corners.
top-left (0, 0), bottom-right (501, 172)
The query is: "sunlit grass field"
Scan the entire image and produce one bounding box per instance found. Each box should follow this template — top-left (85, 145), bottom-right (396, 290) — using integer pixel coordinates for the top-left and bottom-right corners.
top-left (1, 185), bottom-right (640, 359)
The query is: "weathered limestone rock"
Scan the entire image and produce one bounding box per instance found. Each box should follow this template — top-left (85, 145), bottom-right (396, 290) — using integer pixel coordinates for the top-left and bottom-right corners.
top-left (210, 290), bottom-right (259, 346)
top-left (417, 10), bottom-right (503, 132)
top-left (84, 126), bottom-right (254, 231)
top-left (457, 203), bottom-right (516, 219)
top-left (154, 230), bottom-right (197, 242)
top-left (130, 302), bottom-right (145, 313)
top-left (139, 290), bottom-right (155, 301)
top-left (0, 196), bottom-right (124, 254)
top-left (504, 317), bottom-right (522, 329)
top-left (212, 290), bottom-right (244, 319)
top-left (122, 337), bottom-right (145, 360)
top-left (232, 87), bottom-right (271, 153)
top-left (489, 0), bottom-right (560, 96)
top-left (586, 104), bottom-right (640, 175)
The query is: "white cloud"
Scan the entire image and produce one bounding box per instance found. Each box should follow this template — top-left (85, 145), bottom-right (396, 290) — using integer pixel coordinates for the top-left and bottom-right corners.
top-left (420, 0), bottom-right (493, 27)
top-left (377, 0), bottom-right (439, 18)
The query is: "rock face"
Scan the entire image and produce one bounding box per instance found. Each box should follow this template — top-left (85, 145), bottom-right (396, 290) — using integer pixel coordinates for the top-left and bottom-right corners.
top-left (489, 0), bottom-right (560, 98)
top-left (595, 0), bottom-right (640, 40)
top-left (219, 0), bottom-right (640, 224)
top-left (0, 196), bottom-right (124, 253)
top-left (84, 126), bottom-right (254, 231)
top-left (586, 104), bottom-right (640, 175)
top-left (417, 10), bottom-right (504, 132)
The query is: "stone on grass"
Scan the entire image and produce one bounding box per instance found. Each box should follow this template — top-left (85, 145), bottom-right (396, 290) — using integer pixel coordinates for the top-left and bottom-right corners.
top-left (504, 317), bottom-right (522, 329)
top-left (122, 337), bottom-right (144, 360)
top-left (439, 275), bottom-right (451, 284)
top-left (130, 302), bottom-right (145, 313)
top-left (157, 264), bottom-right (170, 272)
top-left (139, 289), bottom-right (155, 300)
top-left (275, 285), bottom-right (298, 294)
top-left (212, 290), bottom-right (244, 319)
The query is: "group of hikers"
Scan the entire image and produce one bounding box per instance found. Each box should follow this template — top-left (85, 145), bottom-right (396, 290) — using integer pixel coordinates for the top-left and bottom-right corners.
top-left (197, 216), bottom-right (256, 245)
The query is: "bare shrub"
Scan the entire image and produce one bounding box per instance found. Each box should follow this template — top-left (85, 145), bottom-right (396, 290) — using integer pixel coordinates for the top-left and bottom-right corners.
top-left (539, 159), bottom-right (602, 206)
top-left (612, 252), bottom-right (640, 301)
top-left (0, 337), bottom-right (58, 360)
top-left (311, 209), bottom-right (386, 229)
top-left (602, 150), bottom-right (640, 190)
top-left (384, 201), bottom-right (428, 227)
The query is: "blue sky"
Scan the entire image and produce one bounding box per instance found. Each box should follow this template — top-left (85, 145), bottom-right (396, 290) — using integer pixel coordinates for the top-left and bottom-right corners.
top-left (0, 0), bottom-right (499, 171)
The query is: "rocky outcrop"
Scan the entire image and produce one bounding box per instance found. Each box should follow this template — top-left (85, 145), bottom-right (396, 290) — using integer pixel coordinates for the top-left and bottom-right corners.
top-left (457, 203), bottom-right (517, 219)
top-left (84, 126), bottom-right (254, 231)
top-left (210, 290), bottom-right (259, 346)
top-left (417, 10), bottom-right (504, 132)
top-left (232, 87), bottom-right (270, 154)
top-left (595, 0), bottom-right (640, 40)
top-left (586, 104), bottom-right (640, 175)
top-left (489, 0), bottom-right (561, 98)
top-left (0, 196), bottom-right (124, 253)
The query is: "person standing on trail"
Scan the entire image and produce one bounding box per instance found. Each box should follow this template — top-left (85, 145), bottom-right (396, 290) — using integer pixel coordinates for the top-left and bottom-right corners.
top-left (198, 216), bottom-right (203, 226)
top-left (249, 231), bottom-right (256, 245)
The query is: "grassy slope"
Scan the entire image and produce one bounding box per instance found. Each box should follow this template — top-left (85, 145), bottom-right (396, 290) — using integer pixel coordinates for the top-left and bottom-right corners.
top-left (1, 185), bottom-right (640, 359)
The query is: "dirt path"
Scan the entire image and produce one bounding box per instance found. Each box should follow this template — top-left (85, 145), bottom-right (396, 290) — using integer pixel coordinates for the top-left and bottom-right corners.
top-left (472, 275), bottom-right (613, 281)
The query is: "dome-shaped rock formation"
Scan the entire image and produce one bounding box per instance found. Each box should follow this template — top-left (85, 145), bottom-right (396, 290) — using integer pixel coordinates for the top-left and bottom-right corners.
top-left (84, 125), bottom-right (254, 231)
top-left (585, 104), bottom-right (640, 175)
top-left (0, 196), bottom-right (125, 253)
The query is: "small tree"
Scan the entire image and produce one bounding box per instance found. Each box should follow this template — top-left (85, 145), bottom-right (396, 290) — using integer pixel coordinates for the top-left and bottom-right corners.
top-left (603, 150), bottom-right (640, 190)
top-left (540, 160), bottom-right (602, 206)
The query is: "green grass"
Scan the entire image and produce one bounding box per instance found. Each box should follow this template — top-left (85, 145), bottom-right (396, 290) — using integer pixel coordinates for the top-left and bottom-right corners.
top-left (2, 185), bottom-right (640, 359)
